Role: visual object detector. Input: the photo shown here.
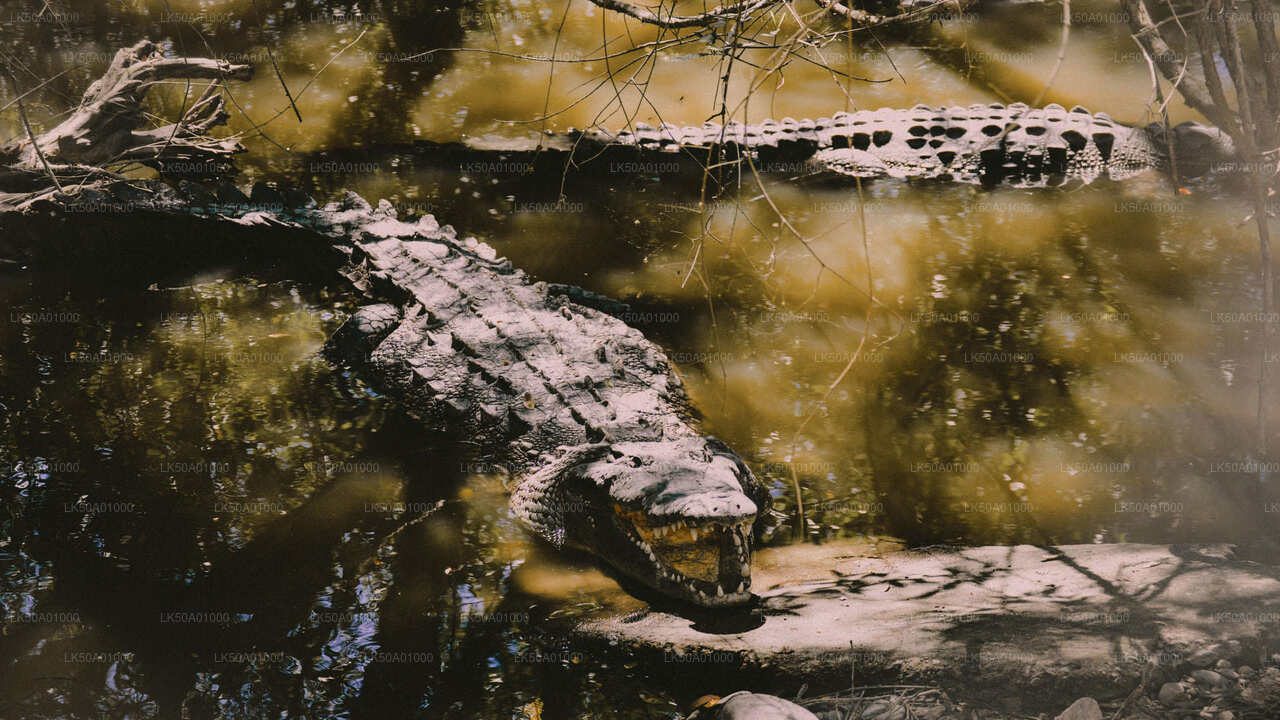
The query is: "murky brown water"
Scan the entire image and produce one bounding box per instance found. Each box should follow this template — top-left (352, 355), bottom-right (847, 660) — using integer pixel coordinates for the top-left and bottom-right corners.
top-left (2, 0), bottom-right (1277, 717)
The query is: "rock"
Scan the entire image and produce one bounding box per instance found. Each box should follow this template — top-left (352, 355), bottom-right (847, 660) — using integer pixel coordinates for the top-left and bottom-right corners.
top-left (1054, 697), bottom-right (1102, 720)
top-left (1190, 645), bottom-right (1223, 667)
top-left (688, 692), bottom-right (819, 720)
top-left (1158, 682), bottom-right (1185, 705)
top-left (858, 701), bottom-right (889, 719)
top-left (574, 543), bottom-right (1280, 694)
top-left (860, 699), bottom-right (906, 720)
top-left (1216, 711), bottom-right (1235, 720)
top-left (1191, 670), bottom-right (1228, 689)
top-left (1237, 665), bottom-right (1255, 679)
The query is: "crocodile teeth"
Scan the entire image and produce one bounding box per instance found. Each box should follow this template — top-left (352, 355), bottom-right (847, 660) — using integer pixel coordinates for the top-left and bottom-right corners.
top-left (716, 584), bottom-right (724, 597)
top-left (737, 581), bottom-right (746, 593)
top-left (689, 526), bottom-right (698, 541)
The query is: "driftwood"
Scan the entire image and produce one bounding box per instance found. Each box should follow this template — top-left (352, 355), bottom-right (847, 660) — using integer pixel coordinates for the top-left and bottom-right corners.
top-left (0, 40), bottom-right (253, 192)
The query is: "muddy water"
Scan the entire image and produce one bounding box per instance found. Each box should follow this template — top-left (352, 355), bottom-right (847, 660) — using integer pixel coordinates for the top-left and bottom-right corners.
top-left (1, 0), bottom-right (1277, 717)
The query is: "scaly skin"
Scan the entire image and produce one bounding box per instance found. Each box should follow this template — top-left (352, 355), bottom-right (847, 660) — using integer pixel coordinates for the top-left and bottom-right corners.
top-left (0, 180), bottom-right (769, 608)
top-left (454, 102), bottom-right (1234, 187)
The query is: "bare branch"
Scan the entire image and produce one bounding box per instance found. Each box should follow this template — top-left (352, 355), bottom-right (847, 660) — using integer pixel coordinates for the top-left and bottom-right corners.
top-left (817, 0), bottom-right (975, 30)
top-left (586, 0), bottom-right (778, 29)
top-left (1032, 0), bottom-right (1070, 106)
top-left (1119, 0), bottom-right (1234, 129)
top-left (812, 0), bottom-right (882, 25)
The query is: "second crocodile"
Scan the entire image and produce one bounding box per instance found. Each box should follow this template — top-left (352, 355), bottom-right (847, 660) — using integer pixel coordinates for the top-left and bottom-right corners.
top-left (388, 102), bottom-right (1238, 188)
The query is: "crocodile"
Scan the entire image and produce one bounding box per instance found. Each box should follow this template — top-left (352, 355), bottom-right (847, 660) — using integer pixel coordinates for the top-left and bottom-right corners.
top-left (320, 193), bottom-right (768, 607)
top-left (583, 103), bottom-right (1236, 186)
top-left (330, 103), bottom-right (1235, 189)
top-left (0, 180), bottom-right (769, 608)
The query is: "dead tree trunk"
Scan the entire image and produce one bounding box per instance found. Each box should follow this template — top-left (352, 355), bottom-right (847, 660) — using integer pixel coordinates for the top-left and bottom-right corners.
top-left (1, 40), bottom-right (253, 193)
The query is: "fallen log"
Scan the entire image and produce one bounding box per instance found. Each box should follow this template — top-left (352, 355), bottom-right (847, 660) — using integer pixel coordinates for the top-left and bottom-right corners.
top-left (0, 39), bottom-right (253, 193)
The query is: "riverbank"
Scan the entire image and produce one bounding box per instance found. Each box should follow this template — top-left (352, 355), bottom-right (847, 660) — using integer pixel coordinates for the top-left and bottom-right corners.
top-left (568, 542), bottom-right (1280, 713)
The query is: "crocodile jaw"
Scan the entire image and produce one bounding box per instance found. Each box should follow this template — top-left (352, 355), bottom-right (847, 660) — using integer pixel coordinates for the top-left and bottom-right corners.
top-left (615, 507), bottom-right (754, 606)
top-left (565, 440), bottom-right (761, 608)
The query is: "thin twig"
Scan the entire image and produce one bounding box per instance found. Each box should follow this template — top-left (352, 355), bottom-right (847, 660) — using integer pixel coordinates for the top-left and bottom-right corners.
top-left (1031, 0), bottom-right (1070, 106)
top-left (6, 72), bottom-right (63, 192)
top-left (252, 0), bottom-right (302, 122)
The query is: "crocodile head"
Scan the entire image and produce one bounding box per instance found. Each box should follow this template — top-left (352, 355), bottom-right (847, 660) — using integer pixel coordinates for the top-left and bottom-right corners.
top-left (1144, 122), bottom-right (1237, 177)
top-left (522, 437), bottom-right (766, 608)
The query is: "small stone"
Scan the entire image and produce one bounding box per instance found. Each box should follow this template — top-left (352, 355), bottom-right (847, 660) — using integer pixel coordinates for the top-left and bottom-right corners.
top-left (1158, 682), bottom-right (1185, 705)
top-left (1216, 712), bottom-right (1235, 720)
top-left (1191, 670), bottom-right (1228, 689)
top-left (1054, 697), bottom-right (1102, 720)
top-left (859, 701), bottom-right (890, 719)
top-left (1237, 665), bottom-right (1256, 679)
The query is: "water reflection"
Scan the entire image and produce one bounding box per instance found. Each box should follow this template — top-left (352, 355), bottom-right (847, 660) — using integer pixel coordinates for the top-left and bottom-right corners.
top-left (0, 277), bottom-right (669, 718)
top-left (597, 180), bottom-right (1274, 544)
